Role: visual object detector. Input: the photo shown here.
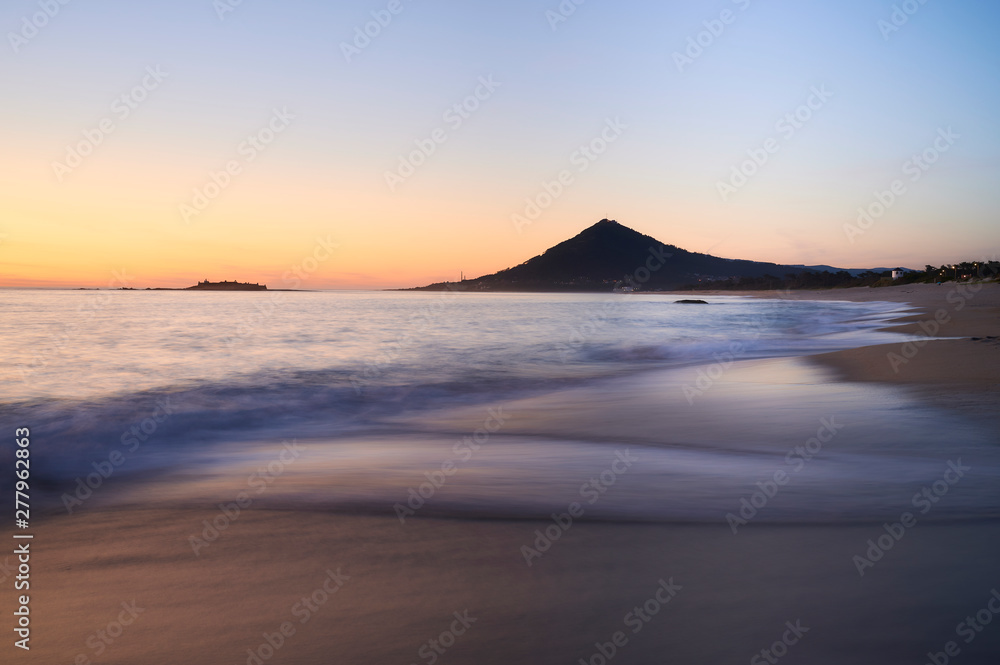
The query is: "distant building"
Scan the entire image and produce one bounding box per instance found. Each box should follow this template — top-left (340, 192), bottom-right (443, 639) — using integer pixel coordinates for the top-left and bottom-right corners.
top-left (891, 270), bottom-right (903, 280)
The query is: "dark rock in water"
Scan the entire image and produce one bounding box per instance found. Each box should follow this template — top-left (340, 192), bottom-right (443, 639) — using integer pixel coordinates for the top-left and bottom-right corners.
top-left (675, 299), bottom-right (708, 304)
top-left (186, 280), bottom-right (267, 291)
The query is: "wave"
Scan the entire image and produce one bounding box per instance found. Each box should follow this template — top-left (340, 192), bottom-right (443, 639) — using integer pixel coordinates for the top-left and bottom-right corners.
top-left (0, 296), bottom-right (934, 514)
top-left (78, 436), bottom-right (1000, 525)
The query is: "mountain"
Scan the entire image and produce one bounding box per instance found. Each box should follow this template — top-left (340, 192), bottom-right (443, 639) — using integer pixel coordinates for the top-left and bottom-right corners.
top-left (412, 219), bottom-right (832, 292)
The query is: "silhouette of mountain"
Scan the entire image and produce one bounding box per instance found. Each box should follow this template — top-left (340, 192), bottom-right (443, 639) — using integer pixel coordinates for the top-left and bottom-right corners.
top-left (412, 219), bottom-right (822, 291)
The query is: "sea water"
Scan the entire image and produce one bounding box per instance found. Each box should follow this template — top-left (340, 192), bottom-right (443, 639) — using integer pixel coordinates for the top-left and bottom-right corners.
top-left (2, 289), bottom-right (998, 523)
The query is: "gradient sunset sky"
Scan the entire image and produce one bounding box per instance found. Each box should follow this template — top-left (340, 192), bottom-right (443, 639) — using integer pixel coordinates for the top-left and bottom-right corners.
top-left (1, 0), bottom-right (998, 288)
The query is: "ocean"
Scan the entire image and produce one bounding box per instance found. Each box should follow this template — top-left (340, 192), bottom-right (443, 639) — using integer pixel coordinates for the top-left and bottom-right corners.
top-left (4, 289), bottom-right (999, 525)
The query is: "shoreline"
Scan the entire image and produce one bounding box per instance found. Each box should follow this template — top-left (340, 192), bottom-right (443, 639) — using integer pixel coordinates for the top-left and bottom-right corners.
top-left (4, 286), bottom-right (999, 664)
top-left (686, 283), bottom-right (1000, 384)
top-left (704, 283), bottom-right (1000, 429)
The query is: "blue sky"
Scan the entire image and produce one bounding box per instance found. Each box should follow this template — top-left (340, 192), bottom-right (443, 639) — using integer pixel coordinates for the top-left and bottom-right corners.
top-left (1, 0), bottom-right (998, 286)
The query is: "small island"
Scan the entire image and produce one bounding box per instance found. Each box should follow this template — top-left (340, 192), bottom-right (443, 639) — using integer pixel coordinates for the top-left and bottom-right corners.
top-left (185, 280), bottom-right (267, 291)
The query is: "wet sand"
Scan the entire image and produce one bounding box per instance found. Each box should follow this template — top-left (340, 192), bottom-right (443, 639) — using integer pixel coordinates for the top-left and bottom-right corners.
top-left (689, 282), bottom-right (1000, 386)
top-left (688, 283), bottom-right (999, 430)
top-left (740, 282), bottom-right (1000, 428)
top-left (5, 283), bottom-right (999, 664)
top-left (5, 510), bottom-right (1000, 665)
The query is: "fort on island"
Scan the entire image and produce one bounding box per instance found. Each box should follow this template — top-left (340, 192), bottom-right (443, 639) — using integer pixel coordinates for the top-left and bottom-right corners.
top-left (186, 280), bottom-right (267, 291)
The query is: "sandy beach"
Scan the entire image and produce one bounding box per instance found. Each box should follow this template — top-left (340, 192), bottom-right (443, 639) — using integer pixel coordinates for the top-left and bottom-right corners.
top-left (4, 284), bottom-right (999, 665)
top-left (727, 283), bottom-right (1000, 428)
top-left (5, 510), bottom-right (1000, 665)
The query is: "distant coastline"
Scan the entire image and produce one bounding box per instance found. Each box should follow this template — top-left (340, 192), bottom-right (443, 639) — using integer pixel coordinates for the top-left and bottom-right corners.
top-left (67, 280), bottom-right (307, 292)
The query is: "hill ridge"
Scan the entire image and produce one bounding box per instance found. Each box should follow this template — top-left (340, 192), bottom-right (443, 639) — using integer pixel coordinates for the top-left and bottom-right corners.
top-left (412, 219), bottom-right (818, 291)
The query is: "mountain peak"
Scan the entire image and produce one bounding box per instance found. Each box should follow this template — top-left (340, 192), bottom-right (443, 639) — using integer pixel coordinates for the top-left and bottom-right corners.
top-left (588, 218), bottom-right (623, 232)
top-left (573, 218), bottom-right (640, 242)
top-left (413, 219), bottom-right (815, 291)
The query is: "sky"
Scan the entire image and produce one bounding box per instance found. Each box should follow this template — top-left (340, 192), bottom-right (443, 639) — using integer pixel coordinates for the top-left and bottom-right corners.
top-left (1, 0), bottom-right (998, 288)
